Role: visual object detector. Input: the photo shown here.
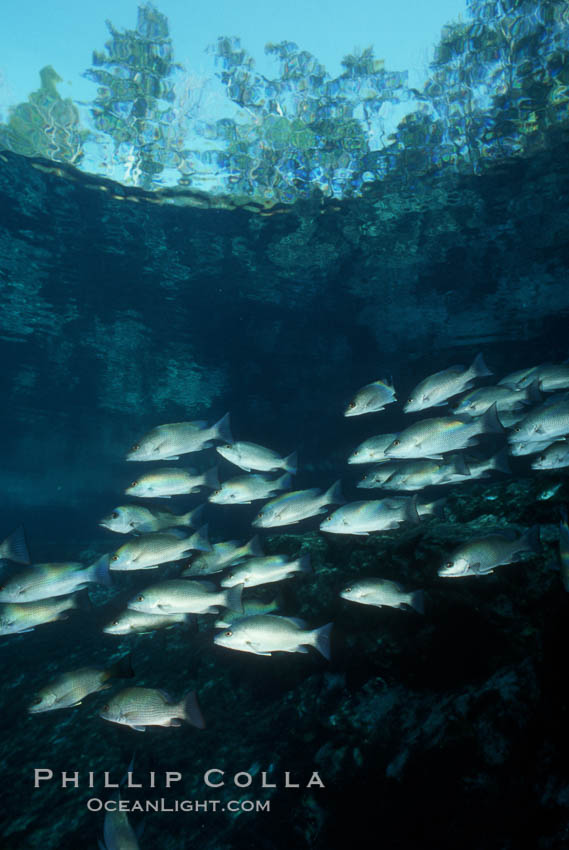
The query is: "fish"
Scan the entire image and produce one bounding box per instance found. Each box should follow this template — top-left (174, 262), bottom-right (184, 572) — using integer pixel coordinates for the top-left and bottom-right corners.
top-left (99, 687), bottom-right (205, 732)
top-left (320, 496), bottom-right (420, 535)
top-left (208, 472), bottom-right (293, 505)
top-left (0, 527), bottom-right (30, 564)
top-left (347, 434), bottom-right (397, 464)
top-left (125, 466), bottom-right (219, 498)
top-left (98, 800), bottom-right (140, 850)
top-left (508, 437), bottom-right (557, 457)
top-left (252, 481), bottom-right (344, 528)
top-left (384, 403), bottom-right (503, 459)
top-left (344, 378), bottom-right (396, 416)
top-left (531, 440), bottom-right (569, 470)
top-left (508, 393), bottom-right (569, 444)
top-left (459, 449), bottom-right (511, 480)
top-left (220, 554), bottom-right (311, 588)
top-left (213, 614), bottom-right (332, 659)
top-left (438, 526), bottom-right (541, 577)
top-left (368, 455), bottom-right (470, 491)
top-left (216, 442), bottom-right (297, 474)
top-left (0, 556), bottom-right (111, 603)
top-left (538, 482), bottom-right (563, 501)
top-left (99, 503), bottom-right (205, 534)
top-left (500, 364), bottom-right (569, 392)
top-left (28, 655), bottom-right (134, 713)
top-left (355, 463), bottom-right (408, 488)
top-left (404, 353), bottom-right (492, 413)
top-left (103, 609), bottom-right (192, 635)
top-left (498, 365), bottom-right (541, 389)
top-left (183, 536), bottom-right (263, 576)
top-left (0, 595), bottom-right (80, 635)
top-left (126, 413), bottom-right (232, 461)
top-left (340, 578), bottom-right (424, 613)
top-left (214, 597), bottom-right (280, 629)
top-left (452, 382), bottom-right (540, 416)
top-left (109, 526), bottom-right (211, 571)
top-left (559, 507), bottom-right (569, 592)
top-left (127, 579), bottom-right (243, 615)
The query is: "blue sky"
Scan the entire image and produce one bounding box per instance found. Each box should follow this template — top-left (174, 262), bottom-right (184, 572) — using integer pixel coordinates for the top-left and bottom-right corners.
top-left (0, 0), bottom-right (467, 112)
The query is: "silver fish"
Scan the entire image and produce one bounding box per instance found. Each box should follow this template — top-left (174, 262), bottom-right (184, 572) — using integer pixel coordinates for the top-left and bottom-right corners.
top-left (127, 579), bottom-right (243, 615)
top-left (459, 449), bottom-right (511, 480)
top-left (355, 463), bottom-right (407, 489)
top-left (0, 557), bottom-right (111, 603)
top-left (340, 578), bottom-right (424, 613)
top-left (221, 554), bottom-right (311, 588)
top-left (99, 801), bottom-right (140, 850)
top-left (214, 614), bottom-right (332, 659)
top-left (216, 441), bottom-right (297, 474)
top-left (214, 597), bottom-right (280, 629)
top-left (385, 404), bottom-right (503, 459)
top-left (371, 455), bottom-right (470, 491)
top-left (0, 595), bottom-right (80, 635)
top-left (183, 536), bottom-right (263, 577)
top-left (208, 472), bottom-right (292, 505)
top-left (438, 526), bottom-right (541, 577)
top-left (0, 526), bottom-right (30, 564)
top-left (347, 434), bottom-right (397, 464)
top-left (99, 687), bottom-right (205, 732)
top-left (109, 526), bottom-right (210, 571)
top-left (498, 365), bottom-right (541, 389)
top-left (126, 413), bottom-right (232, 461)
top-left (531, 440), bottom-right (569, 470)
top-left (344, 379), bottom-right (396, 417)
top-left (29, 655), bottom-right (134, 713)
top-left (125, 466), bottom-right (219, 498)
top-left (452, 382), bottom-right (539, 416)
top-left (320, 497), bottom-right (420, 535)
top-left (508, 437), bottom-right (557, 457)
top-left (103, 609), bottom-right (191, 635)
top-left (537, 482), bottom-right (563, 501)
top-left (500, 364), bottom-right (569, 392)
top-left (99, 503), bottom-right (205, 534)
top-left (508, 393), bottom-right (569, 444)
top-left (252, 481), bottom-right (343, 528)
top-left (404, 353), bottom-right (491, 413)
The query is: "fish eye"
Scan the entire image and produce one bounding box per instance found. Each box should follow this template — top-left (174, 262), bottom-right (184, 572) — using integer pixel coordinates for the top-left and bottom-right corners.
top-left (0, 585), bottom-right (3, 591)
top-left (224, 630), bottom-right (233, 637)
top-left (348, 401), bottom-right (356, 409)
top-left (137, 595), bottom-right (144, 602)
top-left (258, 511), bottom-right (264, 518)
top-left (446, 562), bottom-right (453, 568)
top-left (102, 704), bottom-right (109, 712)
top-left (393, 439), bottom-right (400, 446)
top-left (31, 696), bottom-right (42, 705)
top-left (131, 443), bottom-right (140, 451)
top-left (111, 512), bottom-right (119, 519)
top-left (112, 620), bottom-right (119, 626)
top-left (344, 587), bottom-right (352, 593)
top-left (514, 427), bottom-right (520, 433)
top-left (130, 481), bottom-right (138, 487)
top-left (407, 397), bottom-right (413, 403)
top-left (111, 555), bottom-right (119, 562)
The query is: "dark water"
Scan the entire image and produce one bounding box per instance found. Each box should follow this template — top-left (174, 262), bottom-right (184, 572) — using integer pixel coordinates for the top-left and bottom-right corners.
top-left (2, 4), bottom-right (569, 848)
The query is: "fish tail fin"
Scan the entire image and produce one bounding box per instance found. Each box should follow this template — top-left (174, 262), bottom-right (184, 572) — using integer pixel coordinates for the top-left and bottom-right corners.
top-left (70, 588), bottom-right (92, 612)
top-left (296, 553), bottom-right (312, 573)
top-left (105, 652), bottom-right (135, 681)
top-left (88, 553), bottom-right (113, 587)
top-left (409, 590), bottom-right (425, 615)
top-left (423, 497), bottom-right (447, 519)
top-left (0, 526), bottom-right (30, 565)
top-left (521, 524), bottom-right (542, 556)
top-left (212, 412), bottom-right (233, 444)
top-left (182, 503), bottom-right (205, 528)
top-left (490, 448), bottom-right (511, 475)
top-left (406, 494), bottom-right (421, 525)
top-left (324, 480), bottom-right (344, 506)
top-left (225, 583), bottom-right (243, 613)
top-left (480, 402), bottom-right (504, 434)
top-left (471, 352), bottom-right (493, 378)
top-left (203, 466), bottom-right (220, 490)
top-left (311, 622), bottom-right (333, 661)
top-left (181, 690), bottom-right (206, 729)
top-left (189, 524), bottom-right (212, 553)
top-left (245, 535), bottom-right (264, 557)
top-left (283, 451), bottom-right (298, 474)
top-left (525, 379), bottom-right (542, 405)
top-left (276, 472), bottom-right (293, 491)
top-left (452, 453), bottom-right (470, 477)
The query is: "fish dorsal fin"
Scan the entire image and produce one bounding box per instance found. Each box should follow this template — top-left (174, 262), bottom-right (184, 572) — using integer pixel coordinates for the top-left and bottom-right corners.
top-left (280, 616), bottom-right (308, 628)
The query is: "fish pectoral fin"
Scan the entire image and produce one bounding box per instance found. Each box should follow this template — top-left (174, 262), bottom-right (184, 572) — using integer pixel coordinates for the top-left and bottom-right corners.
top-left (295, 646), bottom-right (309, 653)
top-left (167, 719), bottom-right (182, 727)
top-left (247, 642), bottom-right (271, 656)
top-left (162, 456), bottom-right (180, 461)
top-left (131, 725), bottom-right (146, 732)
